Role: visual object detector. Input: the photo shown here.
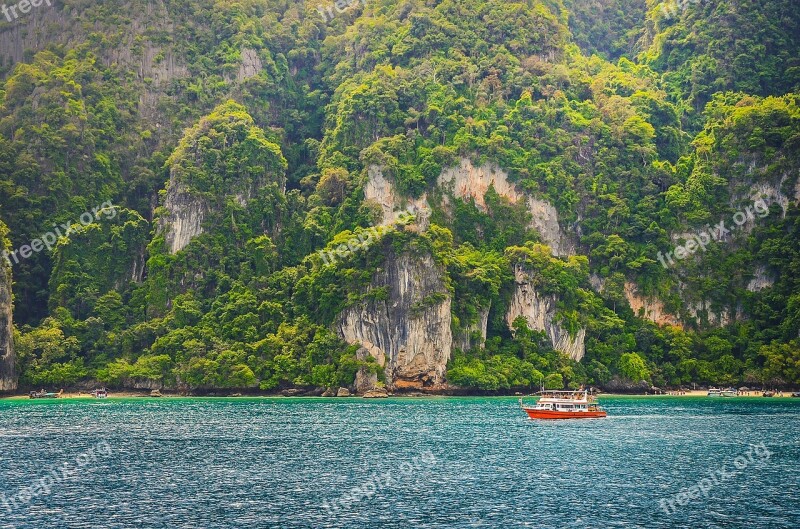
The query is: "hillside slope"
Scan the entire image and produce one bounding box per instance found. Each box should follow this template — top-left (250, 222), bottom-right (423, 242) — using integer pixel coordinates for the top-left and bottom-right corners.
top-left (0, 0), bottom-right (798, 393)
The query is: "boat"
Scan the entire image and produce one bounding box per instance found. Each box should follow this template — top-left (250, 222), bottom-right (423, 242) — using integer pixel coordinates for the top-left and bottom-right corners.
top-left (29, 389), bottom-right (64, 399)
top-left (792, 392), bottom-right (800, 398)
top-left (721, 388), bottom-right (737, 397)
top-left (519, 390), bottom-right (607, 419)
top-left (90, 388), bottom-right (108, 399)
top-left (707, 387), bottom-right (722, 397)
top-left (763, 390), bottom-right (775, 398)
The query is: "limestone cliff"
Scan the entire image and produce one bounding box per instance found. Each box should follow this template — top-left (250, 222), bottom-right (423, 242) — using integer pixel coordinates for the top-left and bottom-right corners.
top-left (506, 265), bottom-right (585, 361)
top-left (623, 282), bottom-right (682, 328)
top-left (354, 346), bottom-right (381, 394)
top-left (0, 3), bottom-right (70, 66)
top-left (438, 159), bottom-right (573, 256)
top-left (161, 173), bottom-right (209, 255)
top-left (747, 267), bottom-right (774, 292)
top-left (336, 249), bottom-right (452, 390)
top-left (363, 159), bottom-right (571, 254)
top-left (683, 300), bottom-right (737, 328)
top-left (0, 229), bottom-right (15, 392)
top-left (158, 101), bottom-right (287, 255)
top-left (454, 306), bottom-right (490, 352)
top-left (237, 48), bottom-right (264, 82)
top-left (596, 279), bottom-right (734, 330)
top-left (364, 166), bottom-right (431, 228)
top-left (0, 3), bottom-right (190, 123)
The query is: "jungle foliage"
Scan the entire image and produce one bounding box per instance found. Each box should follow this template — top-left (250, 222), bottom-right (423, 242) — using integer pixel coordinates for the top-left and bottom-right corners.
top-left (1, 0), bottom-right (799, 391)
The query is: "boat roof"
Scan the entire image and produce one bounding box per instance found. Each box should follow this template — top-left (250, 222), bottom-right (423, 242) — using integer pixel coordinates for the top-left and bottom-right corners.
top-left (525, 390), bottom-right (596, 401)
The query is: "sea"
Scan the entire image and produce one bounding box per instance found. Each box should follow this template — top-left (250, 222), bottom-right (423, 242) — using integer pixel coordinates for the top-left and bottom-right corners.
top-left (0, 396), bottom-right (798, 528)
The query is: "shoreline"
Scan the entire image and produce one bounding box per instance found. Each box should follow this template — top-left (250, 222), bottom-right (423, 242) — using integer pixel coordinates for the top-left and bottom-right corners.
top-left (3, 389), bottom-right (798, 400)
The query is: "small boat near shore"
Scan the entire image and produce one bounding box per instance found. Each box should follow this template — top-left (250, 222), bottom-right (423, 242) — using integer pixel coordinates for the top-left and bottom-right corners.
top-left (721, 388), bottom-right (737, 397)
top-left (520, 390), bottom-right (607, 420)
top-left (29, 389), bottom-right (64, 399)
top-left (90, 388), bottom-right (108, 399)
top-left (708, 387), bottom-right (737, 397)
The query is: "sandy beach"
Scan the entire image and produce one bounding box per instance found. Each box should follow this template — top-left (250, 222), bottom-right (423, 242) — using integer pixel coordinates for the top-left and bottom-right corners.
top-left (3, 389), bottom-right (798, 399)
top-left (603, 389), bottom-right (797, 398)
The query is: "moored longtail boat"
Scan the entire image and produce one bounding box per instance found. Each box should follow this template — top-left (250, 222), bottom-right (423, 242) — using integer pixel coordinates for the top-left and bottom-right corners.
top-left (29, 389), bottom-right (64, 399)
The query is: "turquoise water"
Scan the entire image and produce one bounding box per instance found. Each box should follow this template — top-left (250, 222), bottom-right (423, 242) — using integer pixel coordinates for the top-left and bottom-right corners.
top-left (0, 396), bottom-right (798, 528)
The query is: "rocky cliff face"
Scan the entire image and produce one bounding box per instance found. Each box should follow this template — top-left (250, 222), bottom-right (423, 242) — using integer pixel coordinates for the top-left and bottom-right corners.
top-left (623, 282), bottom-right (682, 328)
top-left (336, 249), bottom-right (452, 390)
top-left (438, 159), bottom-right (573, 256)
top-left (160, 171), bottom-right (209, 254)
top-left (364, 166), bottom-right (431, 228)
top-left (747, 267), bottom-right (774, 292)
top-left (0, 248), bottom-right (15, 392)
top-left (354, 346), bottom-right (381, 394)
top-left (0, 5), bottom-right (70, 66)
top-left (454, 306), bottom-right (490, 352)
top-left (237, 48), bottom-right (264, 82)
top-left (506, 265), bottom-right (585, 361)
top-left (0, 3), bottom-right (189, 122)
top-left (364, 159), bottom-right (572, 254)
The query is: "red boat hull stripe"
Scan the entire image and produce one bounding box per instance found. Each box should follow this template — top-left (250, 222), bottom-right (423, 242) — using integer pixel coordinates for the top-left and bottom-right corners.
top-left (522, 408), bottom-right (607, 419)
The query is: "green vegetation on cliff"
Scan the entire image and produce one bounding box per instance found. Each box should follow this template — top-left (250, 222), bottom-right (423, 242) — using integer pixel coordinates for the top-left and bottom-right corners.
top-left (1, 0), bottom-right (799, 392)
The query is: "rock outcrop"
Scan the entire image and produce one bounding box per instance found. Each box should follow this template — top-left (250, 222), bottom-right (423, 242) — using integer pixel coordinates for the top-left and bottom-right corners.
top-left (0, 242), bottom-right (15, 392)
top-left (749, 181), bottom-right (790, 218)
top-left (158, 101), bottom-right (286, 255)
top-left (454, 306), bottom-right (490, 352)
top-left (362, 388), bottom-right (389, 398)
top-left (0, 4), bottom-right (71, 65)
top-left (683, 300), bottom-right (737, 328)
top-left (506, 265), bottom-right (585, 361)
top-left (795, 178), bottom-right (800, 203)
top-left (0, 3), bottom-right (190, 124)
top-left (747, 267), bottom-right (774, 292)
top-left (364, 166), bottom-right (430, 228)
top-left (615, 280), bottom-right (733, 329)
top-left (354, 346), bottom-right (380, 394)
top-left (364, 159), bottom-right (572, 255)
top-left (336, 249), bottom-right (452, 390)
top-left (237, 48), bottom-right (263, 81)
top-left (438, 159), bottom-right (572, 256)
top-left (624, 282), bottom-right (682, 328)
top-left (161, 175), bottom-right (208, 254)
